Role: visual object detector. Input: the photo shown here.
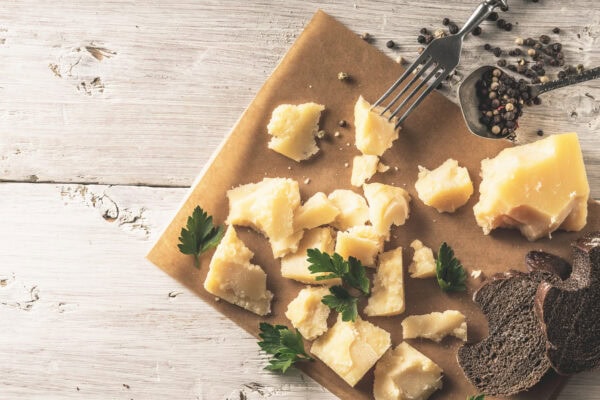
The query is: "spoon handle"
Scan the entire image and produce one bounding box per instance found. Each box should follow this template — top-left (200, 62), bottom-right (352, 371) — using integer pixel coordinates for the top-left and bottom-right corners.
top-left (531, 66), bottom-right (600, 97)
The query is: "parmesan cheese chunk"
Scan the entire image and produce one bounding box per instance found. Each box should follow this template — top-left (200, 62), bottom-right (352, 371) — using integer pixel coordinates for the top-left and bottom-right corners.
top-left (474, 132), bottom-right (590, 240)
top-left (285, 286), bottom-right (331, 340)
top-left (294, 192), bottom-right (339, 231)
top-left (415, 159), bottom-right (473, 213)
top-left (227, 177), bottom-right (301, 258)
top-left (408, 240), bottom-right (436, 279)
top-left (281, 227), bottom-right (340, 285)
top-left (363, 183), bottom-right (411, 239)
top-left (204, 227), bottom-right (273, 316)
top-left (311, 315), bottom-right (391, 387)
top-left (365, 247), bottom-right (405, 317)
top-left (354, 96), bottom-right (399, 156)
top-left (335, 225), bottom-right (384, 267)
top-left (351, 154), bottom-right (379, 187)
top-left (328, 189), bottom-right (369, 231)
top-left (374, 342), bottom-right (443, 400)
top-left (402, 310), bottom-right (467, 342)
top-left (267, 102), bottom-right (325, 162)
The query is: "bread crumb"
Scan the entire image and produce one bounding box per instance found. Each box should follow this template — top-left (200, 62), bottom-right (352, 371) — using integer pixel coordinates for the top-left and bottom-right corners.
top-left (395, 56), bottom-right (405, 64)
top-left (471, 270), bottom-right (482, 279)
top-left (344, 162), bottom-right (349, 168)
top-left (287, 166), bottom-right (292, 170)
top-left (334, 131), bottom-right (341, 137)
top-left (394, 166), bottom-right (399, 171)
top-left (304, 178), bottom-right (311, 184)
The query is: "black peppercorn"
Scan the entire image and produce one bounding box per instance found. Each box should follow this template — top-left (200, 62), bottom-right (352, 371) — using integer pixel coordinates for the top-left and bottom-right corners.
top-left (417, 35), bottom-right (426, 44)
top-left (552, 27), bottom-right (560, 34)
top-left (449, 23), bottom-right (459, 34)
top-left (533, 97), bottom-right (542, 105)
top-left (487, 12), bottom-right (499, 21)
top-left (424, 34), bottom-right (433, 44)
top-left (472, 26), bottom-right (482, 36)
top-left (524, 38), bottom-right (535, 46)
top-left (496, 19), bottom-right (506, 29)
top-left (484, 43), bottom-right (492, 51)
top-left (504, 23), bottom-right (513, 32)
top-left (338, 120), bottom-right (347, 128)
top-left (497, 59), bottom-right (507, 67)
top-left (537, 129), bottom-right (544, 136)
top-left (386, 40), bottom-right (395, 49)
top-left (442, 18), bottom-right (450, 26)
top-left (493, 47), bottom-right (502, 57)
top-left (539, 35), bottom-right (551, 44)
top-left (508, 64), bottom-right (517, 72)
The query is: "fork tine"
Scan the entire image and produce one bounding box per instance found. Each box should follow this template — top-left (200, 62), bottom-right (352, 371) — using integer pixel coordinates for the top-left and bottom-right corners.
top-left (379, 57), bottom-right (435, 116)
top-left (394, 72), bottom-right (448, 128)
top-left (371, 51), bottom-right (431, 109)
top-left (389, 65), bottom-right (441, 122)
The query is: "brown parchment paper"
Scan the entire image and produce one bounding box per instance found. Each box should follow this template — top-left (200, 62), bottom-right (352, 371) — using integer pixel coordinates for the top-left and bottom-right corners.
top-left (147, 10), bottom-right (600, 400)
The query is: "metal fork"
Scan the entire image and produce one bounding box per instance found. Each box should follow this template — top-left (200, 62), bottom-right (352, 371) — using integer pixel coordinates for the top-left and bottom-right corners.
top-left (373, 0), bottom-right (509, 128)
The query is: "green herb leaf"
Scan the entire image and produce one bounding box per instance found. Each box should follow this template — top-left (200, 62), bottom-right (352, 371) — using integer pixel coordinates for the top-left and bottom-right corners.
top-left (307, 249), bottom-right (370, 294)
top-left (322, 286), bottom-right (359, 322)
top-left (436, 242), bottom-right (467, 292)
top-left (177, 206), bottom-right (224, 268)
top-left (258, 322), bottom-right (313, 373)
top-left (467, 395), bottom-right (485, 400)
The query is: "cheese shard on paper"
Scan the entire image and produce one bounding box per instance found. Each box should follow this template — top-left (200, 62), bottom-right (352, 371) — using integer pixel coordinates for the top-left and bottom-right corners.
top-left (363, 182), bottom-right (411, 239)
top-left (409, 239), bottom-right (436, 279)
top-left (335, 225), bottom-right (384, 267)
top-left (402, 310), bottom-right (467, 342)
top-left (281, 227), bottom-right (340, 285)
top-left (204, 227), bottom-right (273, 316)
top-left (311, 315), bottom-right (391, 387)
top-left (294, 192), bottom-right (339, 231)
top-left (373, 342), bottom-right (443, 400)
top-left (227, 177), bottom-right (301, 258)
top-left (365, 247), bottom-right (405, 317)
top-left (415, 158), bottom-right (473, 213)
top-left (473, 132), bottom-right (590, 240)
top-left (267, 102), bottom-right (325, 162)
top-left (285, 286), bottom-right (331, 340)
top-left (351, 154), bottom-right (380, 187)
top-left (328, 189), bottom-right (369, 231)
top-left (354, 95), bottom-right (399, 156)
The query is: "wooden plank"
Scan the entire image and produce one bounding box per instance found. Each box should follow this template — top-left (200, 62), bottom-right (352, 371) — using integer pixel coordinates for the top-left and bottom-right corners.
top-left (0, 183), bottom-right (599, 399)
top-left (0, 0), bottom-right (598, 197)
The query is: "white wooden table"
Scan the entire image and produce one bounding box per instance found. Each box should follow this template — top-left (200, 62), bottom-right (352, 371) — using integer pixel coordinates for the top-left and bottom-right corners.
top-left (1, 1), bottom-right (599, 399)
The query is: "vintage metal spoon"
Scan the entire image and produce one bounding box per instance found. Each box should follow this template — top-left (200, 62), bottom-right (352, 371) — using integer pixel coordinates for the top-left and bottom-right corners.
top-left (458, 65), bottom-right (600, 139)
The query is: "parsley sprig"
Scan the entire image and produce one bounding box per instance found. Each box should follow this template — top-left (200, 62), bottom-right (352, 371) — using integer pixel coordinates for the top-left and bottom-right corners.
top-left (436, 242), bottom-right (467, 292)
top-left (307, 249), bottom-right (370, 322)
top-left (177, 206), bottom-right (224, 268)
top-left (258, 322), bottom-right (313, 373)
top-left (467, 395), bottom-right (485, 400)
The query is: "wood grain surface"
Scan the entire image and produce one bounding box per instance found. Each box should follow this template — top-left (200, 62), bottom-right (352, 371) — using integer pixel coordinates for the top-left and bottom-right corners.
top-left (1, 1), bottom-right (599, 399)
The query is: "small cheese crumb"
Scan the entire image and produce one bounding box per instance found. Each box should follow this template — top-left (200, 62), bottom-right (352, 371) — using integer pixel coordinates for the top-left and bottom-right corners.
top-left (304, 178), bottom-right (311, 184)
top-left (471, 269), bottom-right (482, 279)
top-left (334, 131), bottom-right (341, 137)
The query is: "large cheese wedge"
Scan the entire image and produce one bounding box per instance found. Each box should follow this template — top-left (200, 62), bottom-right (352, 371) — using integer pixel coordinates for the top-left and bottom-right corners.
top-left (280, 227), bottom-right (340, 285)
top-left (402, 310), bottom-right (467, 342)
top-left (335, 225), bottom-right (384, 267)
top-left (204, 227), bottom-right (273, 316)
top-left (227, 177), bottom-right (301, 257)
top-left (267, 102), bottom-right (325, 162)
top-left (354, 96), bottom-right (399, 156)
top-left (351, 154), bottom-right (379, 187)
top-left (363, 182), bottom-right (411, 239)
top-left (294, 192), bottom-right (339, 231)
top-left (285, 286), bottom-right (331, 340)
top-left (328, 189), bottom-right (369, 231)
top-left (373, 342), bottom-right (443, 400)
top-left (311, 315), bottom-right (391, 387)
top-left (415, 158), bottom-right (473, 213)
top-left (365, 247), bottom-right (405, 317)
top-left (473, 133), bottom-right (590, 240)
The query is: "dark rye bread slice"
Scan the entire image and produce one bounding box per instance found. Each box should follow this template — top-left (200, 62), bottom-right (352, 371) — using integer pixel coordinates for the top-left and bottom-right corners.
top-left (457, 269), bottom-right (563, 396)
top-left (535, 231), bottom-right (600, 375)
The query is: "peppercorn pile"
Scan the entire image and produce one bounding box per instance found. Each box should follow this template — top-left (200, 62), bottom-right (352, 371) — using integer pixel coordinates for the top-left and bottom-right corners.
top-left (476, 68), bottom-right (536, 137)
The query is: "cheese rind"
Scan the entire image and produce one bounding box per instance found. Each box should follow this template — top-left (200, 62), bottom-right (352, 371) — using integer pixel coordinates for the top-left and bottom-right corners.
top-left (267, 102), bottom-right (325, 161)
top-left (415, 158), bottom-right (473, 213)
top-left (281, 227), bottom-right (340, 285)
top-left (328, 189), bottom-right (370, 231)
top-left (402, 310), bottom-right (467, 342)
top-left (365, 247), bottom-right (405, 316)
top-left (409, 240), bottom-right (436, 278)
top-left (351, 155), bottom-right (380, 187)
top-left (354, 96), bottom-right (399, 156)
top-left (473, 132), bottom-right (590, 240)
top-left (311, 315), bottom-right (391, 387)
top-left (204, 227), bottom-right (273, 316)
top-left (374, 342), bottom-right (443, 400)
top-left (285, 286), bottom-right (331, 340)
top-left (227, 177), bottom-right (301, 257)
top-left (335, 225), bottom-right (384, 267)
top-left (294, 192), bottom-right (339, 231)
top-left (363, 183), bottom-right (411, 239)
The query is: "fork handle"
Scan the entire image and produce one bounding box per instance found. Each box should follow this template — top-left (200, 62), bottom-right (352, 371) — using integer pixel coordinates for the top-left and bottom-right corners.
top-left (456, 0), bottom-right (509, 37)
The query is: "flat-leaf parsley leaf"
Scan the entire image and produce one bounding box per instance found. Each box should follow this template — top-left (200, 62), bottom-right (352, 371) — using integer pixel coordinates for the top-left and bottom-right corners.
top-left (467, 395), bottom-right (485, 400)
top-left (322, 285), bottom-right (359, 322)
top-left (177, 206), bottom-right (224, 268)
top-left (258, 322), bottom-right (313, 373)
top-left (436, 242), bottom-right (467, 292)
top-left (307, 249), bottom-right (370, 294)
